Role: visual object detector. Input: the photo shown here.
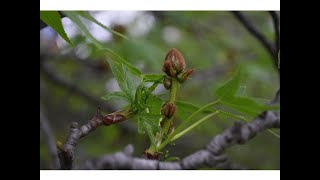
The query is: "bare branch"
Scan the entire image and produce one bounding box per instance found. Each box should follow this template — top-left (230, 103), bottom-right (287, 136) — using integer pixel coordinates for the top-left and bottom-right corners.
top-left (58, 109), bottom-right (133, 169)
top-left (231, 11), bottom-right (278, 68)
top-left (40, 111), bottom-right (60, 169)
top-left (85, 110), bottom-right (279, 169)
top-left (40, 61), bottom-right (136, 134)
top-left (269, 11), bottom-right (280, 52)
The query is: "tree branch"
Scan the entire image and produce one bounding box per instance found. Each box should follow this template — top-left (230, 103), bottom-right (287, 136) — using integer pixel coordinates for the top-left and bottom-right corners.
top-left (58, 108), bottom-right (133, 169)
top-left (231, 11), bottom-right (278, 68)
top-left (268, 11), bottom-right (280, 52)
top-left (85, 110), bottom-right (279, 169)
top-left (40, 61), bottom-right (136, 134)
top-left (40, 111), bottom-right (60, 169)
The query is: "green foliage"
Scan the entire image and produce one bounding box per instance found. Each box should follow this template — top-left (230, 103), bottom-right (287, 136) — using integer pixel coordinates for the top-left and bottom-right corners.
top-left (75, 11), bottom-right (128, 40)
top-left (104, 48), bottom-right (142, 77)
top-left (40, 11), bottom-right (73, 46)
top-left (236, 86), bottom-right (247, 96)
top-left (215, 67), bottom-right (279, 118)
top-left (101, 92), bottom-right (129, 102)
top-left (63, 11), bottom-right (103, 48)
top-left (215, 67), bottom-right (242, 99)
top-left (162, 150), bottom-right (180, 161)
top-left (142, 74), bottom-right (164, 83)
top-left (132, 81), bottom-right (163, 144)
top-left (106, 59), bottom-right (139, 104)
top-left (175, 100), bottom-right (213, 120)
top-left (102, 51), bottom-right (164, 145)
top-left (220, 96), bottom-right (279, 117)
top-left (136, 113), bottom-right (162, 146)
top-left (63, 11), bottom-right (128, 48)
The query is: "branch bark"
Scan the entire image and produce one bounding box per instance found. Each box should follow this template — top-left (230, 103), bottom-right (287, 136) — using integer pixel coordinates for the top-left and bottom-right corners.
top-left (58, 108), bottom-right (133, 169)
top-left (268, 11), bottom-right (280, 52)
top-left (85, 110), bottom-right (279, 169)
top-left (231, 11), bottom-right (278, 69)
top-left (40, 111), bottom-right (60, 169)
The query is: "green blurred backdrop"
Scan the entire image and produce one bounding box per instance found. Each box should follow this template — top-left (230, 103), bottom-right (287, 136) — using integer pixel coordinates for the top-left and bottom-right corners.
top-left (40, 11), bottom-right (279, 169)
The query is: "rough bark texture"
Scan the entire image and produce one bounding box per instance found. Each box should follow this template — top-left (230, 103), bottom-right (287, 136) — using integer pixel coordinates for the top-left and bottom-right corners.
top-left (58, 109), bottom-right (132, 169)
top-left (85, 110), bottom-right (279, 170)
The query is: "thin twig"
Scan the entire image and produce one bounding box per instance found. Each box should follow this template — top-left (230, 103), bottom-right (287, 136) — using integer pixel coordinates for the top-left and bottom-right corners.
top-left (231, 11), bottom-right (278, 68)
top-left (58, 108), bottom-right (133, 169)
top-left (268, 11), bottom-right (280, 53)
top-left (40, 111), bottom-right (60, 169)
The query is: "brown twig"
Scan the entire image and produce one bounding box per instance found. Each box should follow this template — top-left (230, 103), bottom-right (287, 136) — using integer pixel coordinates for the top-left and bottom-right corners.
top-left (231, 11), bottom-right (278, 69)
top-left (269, 11), bottom-right (280, 52)
top-left (58, 108), bottom-right (133, 169)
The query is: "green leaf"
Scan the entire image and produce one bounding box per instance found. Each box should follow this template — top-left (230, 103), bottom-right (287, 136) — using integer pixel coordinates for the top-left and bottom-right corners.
top-left (75, 11), bottom-right (129, 40)
top-left (137, 116), bottom-right (144, 134)
top-left (214, 67), bottom-right (279, 117)
top-left (107, 59), bottom-right (139, 103)
top-left (135, 113), bottom-right (162, 146)
top-left (215, 67), bottom-right (242, 99)
top-left (144, 94), bottom-right (163, 115)
top-left (217, 109), bottom-right (248, 122)
top-left (236, 86), bottom-right (246, 96)
top-left (144, 121), bottom-right (156, 146)
top-left (250, 97), bottom-right (271, 104)
top-left (104, 48), bottom-right (142, 77)
top-left (147, 81), bottom-right (161, 94)
top-left (63, 11), bottom-right (103, 48)
top-left (40, 11), bottom-right (73, 46)
top-left (175, 101), bottom-right (214, 120)
top-left (142, 74), bottom-right (164, 82)
top-left (164, 157), bottom-right (180, 162)
top-left (134, 81), bottom-right (163, 111)
top-left (101, 91), bottom-right (129, 102)
top-left (221, 96), bottom-right (280, 117)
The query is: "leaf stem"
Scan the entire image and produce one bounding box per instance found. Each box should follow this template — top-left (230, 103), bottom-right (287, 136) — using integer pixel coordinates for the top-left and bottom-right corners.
top-left (162, 78), bottom-right (179, 135)
top-left (146, 78), bottom-right (179, 155)
top-left (171, 111), bottom-right (219, 141)
top-left (169, 78), bottom-right (179, 103)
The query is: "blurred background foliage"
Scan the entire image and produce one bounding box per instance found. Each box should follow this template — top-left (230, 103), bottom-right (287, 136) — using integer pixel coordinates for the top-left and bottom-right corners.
top-left (40, 11), bottom-right (279, 169)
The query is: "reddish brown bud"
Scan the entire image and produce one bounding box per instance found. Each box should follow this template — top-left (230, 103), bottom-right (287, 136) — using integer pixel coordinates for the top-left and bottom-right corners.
top-left (168, 121), bottom-right (175, 135)
top-left (163, 76), bottom-right (172, 89)
top-left (161, 102), bottom-right (176, 119)
top-left (177, 69), bottom-right (194, 83)
top-left (103, 114), bottom-right (114, 125)
top-left (103, 110), bottom-right (130, 126)
top-left (163, 48), bottom-right (186, 77)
